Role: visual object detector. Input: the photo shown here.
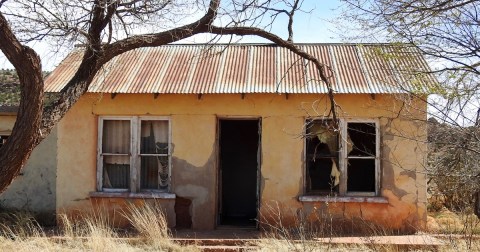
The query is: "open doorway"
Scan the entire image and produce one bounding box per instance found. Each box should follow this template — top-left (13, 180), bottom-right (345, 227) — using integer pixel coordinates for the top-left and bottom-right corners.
top-left (218, 119), bottom-right (260, 227)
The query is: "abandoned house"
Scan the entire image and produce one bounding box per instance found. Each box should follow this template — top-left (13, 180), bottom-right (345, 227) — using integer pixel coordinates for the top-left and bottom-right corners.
top-left (0, 43), bottom-right (435, 231)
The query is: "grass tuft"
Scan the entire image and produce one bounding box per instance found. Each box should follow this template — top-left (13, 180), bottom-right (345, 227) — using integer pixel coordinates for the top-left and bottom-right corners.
top-left (0, 203), bottom-right (199, 251)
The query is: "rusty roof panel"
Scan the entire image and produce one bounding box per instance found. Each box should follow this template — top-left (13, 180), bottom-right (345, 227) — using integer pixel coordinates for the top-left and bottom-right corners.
top-left (45, 50), bottom-right (83, 92)
top-left (301, 45), bottom-right (334, 93)
top-left (133, 47), bottom-right (168, 93)
top-left (331, 45), bottom-right (368, 93)
top-left (44, 43), bottom-right (436, 94)
top-left (217, 45), bottom-right (249, 93)
top-left (277, 46), bottom-right (306, 93)
top-left (250, 45), bottom-right (276, 93)
top-left (358, 45), bottom-right (399, 93)
top-left (190, 49), bottom-right (221, 93)
top-left (162, 46), bottom-right (196, 93)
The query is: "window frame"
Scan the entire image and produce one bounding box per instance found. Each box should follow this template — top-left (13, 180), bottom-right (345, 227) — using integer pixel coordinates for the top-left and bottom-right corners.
top-left (97, 116), bottom-right (172, 193)
top-left (304, 118), bottom-right (380, 197)
top-left (304, 119), bottom-right (340, 195)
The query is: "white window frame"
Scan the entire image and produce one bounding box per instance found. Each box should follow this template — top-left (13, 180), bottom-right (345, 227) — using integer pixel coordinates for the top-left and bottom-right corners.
top-left (305, 118), bottom-right (380, 197)
top-left (97, 116), bottom-right (172, 193)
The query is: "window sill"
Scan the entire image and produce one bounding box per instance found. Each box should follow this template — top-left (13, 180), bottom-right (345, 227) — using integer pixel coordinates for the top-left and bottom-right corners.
top-left (298, 195), bottom-right (388, 204)
top-left (90, 191), bottom-right (176, 199)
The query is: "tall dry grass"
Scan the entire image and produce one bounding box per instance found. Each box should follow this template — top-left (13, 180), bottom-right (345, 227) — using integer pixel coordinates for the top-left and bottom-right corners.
top-left (0, 203), bottom-right (199, 252)
top-left (254, 202), bottom-right (480, 252)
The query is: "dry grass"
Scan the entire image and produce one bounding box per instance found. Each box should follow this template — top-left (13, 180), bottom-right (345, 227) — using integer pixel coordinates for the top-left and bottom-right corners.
top-left (3, 202), bottom-right (480, 251)
top-left (255, 203), bottom-right (397, 251)
top-left (254, 203), bottom-right (480, 252)
top-left (427, 208), bottom-right (480, 235)
top-left (0, 203), bottom-right (199, 252)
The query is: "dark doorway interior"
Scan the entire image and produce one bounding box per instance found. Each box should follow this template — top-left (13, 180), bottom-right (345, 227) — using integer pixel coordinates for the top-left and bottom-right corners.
top-left (219, 119), bottom-right (259, 227)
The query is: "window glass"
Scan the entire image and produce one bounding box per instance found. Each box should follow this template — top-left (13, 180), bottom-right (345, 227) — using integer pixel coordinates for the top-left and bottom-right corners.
top-left (140, 120), bottom-right (168, 154)
top-left (347, 122), bottom-right (376, 157)
top-left (140, 120), bottom-right (169, 190)
top-left (141, 156), bottom-right (169, 190)
top-left (103, 156), bottom-right (130, 189)
top-left (98, 118), bottom-right (171, 192)
top-left (102, 120), bottom-right (130, 154)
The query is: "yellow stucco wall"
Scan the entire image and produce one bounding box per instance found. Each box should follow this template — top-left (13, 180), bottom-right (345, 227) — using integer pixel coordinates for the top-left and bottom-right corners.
top-left (0, 115), bottom-right (16, 135)
top-left (0, 114), bottom-right (57, 225)
top-left (56, 93), bottom-right (427, 231)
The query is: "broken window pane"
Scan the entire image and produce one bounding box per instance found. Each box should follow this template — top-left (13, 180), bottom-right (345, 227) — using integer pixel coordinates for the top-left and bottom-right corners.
top-left (140, 120), bottom-right (169, 190)
top-left (103, 156), bottom-right (130, 189)
top-left (305, 120), bottom-right (339, 194)
top-left (347, 123), bottom-right (376, 157)
top-left (140, 120), bottom-right (168, 154)
top-left (347, 159), bottom-right (376, 192)
top-left (141, 156), bottom-right (169, 190)
top-left (346, 122), bottom-right (376, 193)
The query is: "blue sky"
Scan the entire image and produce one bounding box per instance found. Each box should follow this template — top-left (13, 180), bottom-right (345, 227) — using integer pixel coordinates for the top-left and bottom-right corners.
top-left (0, 0), bottom-right (344, 71)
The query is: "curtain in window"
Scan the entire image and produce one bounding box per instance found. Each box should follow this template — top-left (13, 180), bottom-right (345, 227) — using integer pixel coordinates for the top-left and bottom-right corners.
top-left (104, 156), bottom-right (130, 188)
top-left (140, 121), bottom-right (169, 190)
top-left (103, 120), bottom-right (130, 154)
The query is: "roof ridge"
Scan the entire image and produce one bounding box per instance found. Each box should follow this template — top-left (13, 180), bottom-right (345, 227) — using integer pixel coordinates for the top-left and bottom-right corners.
top-left (73, 42), bottom-right (414, 48)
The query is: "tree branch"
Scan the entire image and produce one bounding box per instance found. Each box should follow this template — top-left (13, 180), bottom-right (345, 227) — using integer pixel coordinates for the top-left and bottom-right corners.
top-left (208, 25), bottom-right (339, 127)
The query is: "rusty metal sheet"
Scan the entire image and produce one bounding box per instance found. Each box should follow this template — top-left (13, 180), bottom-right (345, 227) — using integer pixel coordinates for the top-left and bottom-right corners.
top-left (44, 44), bottom-right (436, 94)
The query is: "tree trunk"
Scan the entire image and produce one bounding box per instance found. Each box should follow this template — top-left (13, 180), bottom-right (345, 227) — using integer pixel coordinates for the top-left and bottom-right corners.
top-left (474, 191), bottom-right (480, 218)
top-left (0, 13), bottom-right (44, 193)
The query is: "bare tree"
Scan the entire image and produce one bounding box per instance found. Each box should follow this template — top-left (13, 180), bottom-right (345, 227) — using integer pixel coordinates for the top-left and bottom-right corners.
top-left (0, 0), bottom-right (337, 193)
top-left (341, 0), bottom-right (480, 214)
top-left (341, 0), bottom-right (480, 124)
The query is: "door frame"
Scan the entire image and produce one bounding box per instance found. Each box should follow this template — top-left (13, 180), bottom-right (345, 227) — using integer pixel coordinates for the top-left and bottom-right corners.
top-left (215, 116), bottom-right (262, 228)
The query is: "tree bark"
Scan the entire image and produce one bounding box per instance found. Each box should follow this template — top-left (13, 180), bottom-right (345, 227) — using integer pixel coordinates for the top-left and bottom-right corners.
top-left (0, 13), bottom-right (44, 193)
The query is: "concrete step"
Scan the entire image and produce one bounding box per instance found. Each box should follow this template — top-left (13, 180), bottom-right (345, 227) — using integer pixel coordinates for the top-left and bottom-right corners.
top-left (175, 235), bottom-right (445, 251)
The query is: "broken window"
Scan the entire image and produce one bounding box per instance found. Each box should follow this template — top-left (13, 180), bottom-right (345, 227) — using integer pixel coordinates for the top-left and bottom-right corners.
top-left (305, 119), bottom-right (379, 197)
top-left (0, 135), bottom-right (8, 148)
top-left (346, 122), bottom-right (377, 194)
top-left (140, 120), bottom-right (169, 190)
top-left (305, 120), bottom-right (339, 195)
top-left (98, 117), bottom-right (171, 192)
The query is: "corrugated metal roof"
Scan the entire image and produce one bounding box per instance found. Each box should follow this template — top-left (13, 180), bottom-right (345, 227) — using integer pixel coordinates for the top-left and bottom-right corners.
top-left (44, 43), bottom-right (436, 94)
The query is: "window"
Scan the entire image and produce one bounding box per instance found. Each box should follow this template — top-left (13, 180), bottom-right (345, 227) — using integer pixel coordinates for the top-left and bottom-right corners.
top-left (97, 116), bottom-right (171, 192)
top-left (0, 135), bottom-right (8, 148)
top-left (305, 119), bottom-right (379, 197)
top-left (305, 120), bottom-right (339, 194)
